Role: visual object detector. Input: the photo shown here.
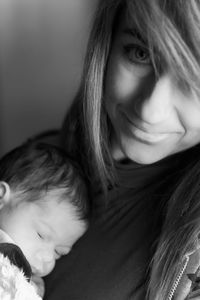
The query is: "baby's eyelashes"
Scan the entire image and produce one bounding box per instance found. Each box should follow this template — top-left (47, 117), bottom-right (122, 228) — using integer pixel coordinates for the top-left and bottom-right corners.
top-left (37, 232), bottom-right (43, 239)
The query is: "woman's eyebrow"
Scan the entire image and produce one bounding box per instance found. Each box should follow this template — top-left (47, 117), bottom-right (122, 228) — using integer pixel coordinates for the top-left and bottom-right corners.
top-left (123, 28), bottom-right (146, 44)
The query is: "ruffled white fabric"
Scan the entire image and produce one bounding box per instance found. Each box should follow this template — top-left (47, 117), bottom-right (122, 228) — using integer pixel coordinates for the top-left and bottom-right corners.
top-left (0, 252), bottom-right (42, 300)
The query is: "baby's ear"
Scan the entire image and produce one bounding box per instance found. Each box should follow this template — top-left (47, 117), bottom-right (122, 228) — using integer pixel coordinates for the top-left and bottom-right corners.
top-left (0, 181), bottom-right (11, 209)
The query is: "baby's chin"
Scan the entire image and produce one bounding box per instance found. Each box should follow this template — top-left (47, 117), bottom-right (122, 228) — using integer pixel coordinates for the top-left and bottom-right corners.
top-left (31, 266), bottom-right (51, 277)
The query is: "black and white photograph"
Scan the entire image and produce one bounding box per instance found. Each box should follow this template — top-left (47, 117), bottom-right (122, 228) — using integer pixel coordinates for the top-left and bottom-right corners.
top-left (1, 1), bottom-right (200, 299)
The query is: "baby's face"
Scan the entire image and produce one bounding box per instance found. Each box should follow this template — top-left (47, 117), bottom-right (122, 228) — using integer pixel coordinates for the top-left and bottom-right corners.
top-left (0, 193), bottom-right (87, 277)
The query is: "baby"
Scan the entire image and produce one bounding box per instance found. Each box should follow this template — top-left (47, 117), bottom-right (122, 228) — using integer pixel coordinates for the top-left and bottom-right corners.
top-left (0, 141), bottom-right (89, 299)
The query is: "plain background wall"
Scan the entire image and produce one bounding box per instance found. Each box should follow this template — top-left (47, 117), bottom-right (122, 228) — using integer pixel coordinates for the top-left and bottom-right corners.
top-left (0, 0), bottom-right (98, 156)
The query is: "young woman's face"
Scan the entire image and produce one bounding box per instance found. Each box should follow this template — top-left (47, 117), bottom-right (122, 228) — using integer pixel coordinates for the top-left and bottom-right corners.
top-left (105, 13), bottom-right (200, 164)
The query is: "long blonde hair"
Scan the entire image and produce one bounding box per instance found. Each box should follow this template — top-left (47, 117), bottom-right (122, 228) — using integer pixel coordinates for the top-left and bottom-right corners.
top-left (149, 154), bottom-right (200, 299)
top-left (62, 0), bottom-right (200, 191)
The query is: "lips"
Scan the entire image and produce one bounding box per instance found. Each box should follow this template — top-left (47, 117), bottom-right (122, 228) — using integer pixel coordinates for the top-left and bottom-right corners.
top-left (31, 266), bottom-right (43, 276)
top-left (31, 266), bottom-right (49, 277)
top-left (119, 110), bottom-right (172, 144)
top-left (130, 125), bottom-right (171, 144)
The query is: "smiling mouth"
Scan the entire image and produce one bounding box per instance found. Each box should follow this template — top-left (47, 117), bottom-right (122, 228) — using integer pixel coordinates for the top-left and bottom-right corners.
top-left (120, 111), bottom-right (171, 144)
top-left (130, 126), bottom-right (171, 144)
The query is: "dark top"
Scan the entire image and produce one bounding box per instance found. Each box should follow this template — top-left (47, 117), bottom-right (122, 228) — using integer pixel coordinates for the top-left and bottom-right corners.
top-left (44, 145), bottom-right (200, 300)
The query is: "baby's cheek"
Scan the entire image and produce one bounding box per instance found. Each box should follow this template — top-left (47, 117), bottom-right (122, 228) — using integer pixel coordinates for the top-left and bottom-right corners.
top-left (18, 241), bottom-right (38, 268)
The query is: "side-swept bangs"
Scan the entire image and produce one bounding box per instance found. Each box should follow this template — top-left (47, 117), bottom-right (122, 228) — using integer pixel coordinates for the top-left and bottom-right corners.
top-left (127, 0), bottom-right (200, 95)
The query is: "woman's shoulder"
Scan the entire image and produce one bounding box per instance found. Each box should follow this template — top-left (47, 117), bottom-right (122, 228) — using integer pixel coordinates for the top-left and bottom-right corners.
top-left (172, 247), bottom-right (200, 299)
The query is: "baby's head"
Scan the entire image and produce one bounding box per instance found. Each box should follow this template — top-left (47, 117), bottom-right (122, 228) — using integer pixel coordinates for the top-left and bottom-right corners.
top-left (0, 142), bottom-right (88, 277)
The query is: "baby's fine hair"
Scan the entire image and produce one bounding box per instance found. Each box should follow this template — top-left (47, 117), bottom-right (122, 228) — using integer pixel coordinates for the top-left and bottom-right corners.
top-left (0, 141), bottom-right (89, 220)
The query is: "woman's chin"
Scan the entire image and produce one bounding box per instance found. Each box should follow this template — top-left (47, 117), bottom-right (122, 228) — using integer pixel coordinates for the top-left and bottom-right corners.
top-left (121, 142), bottom-right (173, 165)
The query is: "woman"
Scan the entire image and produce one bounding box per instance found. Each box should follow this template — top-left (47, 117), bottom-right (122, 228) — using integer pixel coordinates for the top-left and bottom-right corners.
top-left (44, 0), bottom-right (200, 299)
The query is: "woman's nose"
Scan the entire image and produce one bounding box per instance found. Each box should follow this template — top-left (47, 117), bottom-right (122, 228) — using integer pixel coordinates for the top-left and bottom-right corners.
top-left (136, 73), bottom-right (173, 124)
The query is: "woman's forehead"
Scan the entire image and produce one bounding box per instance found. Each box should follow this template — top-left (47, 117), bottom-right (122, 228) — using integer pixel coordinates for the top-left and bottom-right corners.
top-left (114, 9), bottom-right (147, 45)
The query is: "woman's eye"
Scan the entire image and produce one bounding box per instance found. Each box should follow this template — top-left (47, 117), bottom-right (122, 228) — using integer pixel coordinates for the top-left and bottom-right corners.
top-left (124, 45), bottom-right (151, 65)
